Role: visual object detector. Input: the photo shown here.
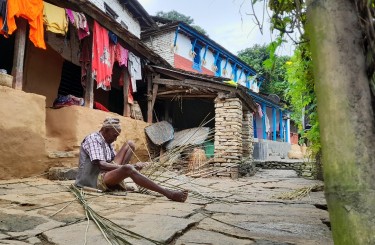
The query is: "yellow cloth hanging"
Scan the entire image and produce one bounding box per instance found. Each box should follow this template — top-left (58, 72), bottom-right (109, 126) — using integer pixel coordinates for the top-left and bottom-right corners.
top-left (43, 2), bottom-right (67, 35)
top-left (225, 80), bottom-right (237, 87)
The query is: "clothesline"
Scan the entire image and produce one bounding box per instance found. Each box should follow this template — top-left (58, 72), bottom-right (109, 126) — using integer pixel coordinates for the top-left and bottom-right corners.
top-left (0, 0), bottom-right (142, 92)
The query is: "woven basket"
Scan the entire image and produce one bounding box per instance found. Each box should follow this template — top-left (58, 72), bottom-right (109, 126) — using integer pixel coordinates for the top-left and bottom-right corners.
top-left (0, 73), bottom-right (13, 88)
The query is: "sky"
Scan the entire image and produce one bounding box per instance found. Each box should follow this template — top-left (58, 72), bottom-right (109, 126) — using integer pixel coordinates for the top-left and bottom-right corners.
top-left (137, 0), bottom-right (295, 56)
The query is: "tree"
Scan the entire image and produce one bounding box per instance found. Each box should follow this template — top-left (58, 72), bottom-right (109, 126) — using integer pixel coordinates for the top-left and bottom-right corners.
top-left (156, 10), bottom-right (208, 35)
top-left (156, 10), bottom-right (194, 24)
top-left (250, 0), bottom-right (375, 243)
top-left (238, 44), bottom-right (290, 100)
top-left (306, 1), bottom-right (375, 243)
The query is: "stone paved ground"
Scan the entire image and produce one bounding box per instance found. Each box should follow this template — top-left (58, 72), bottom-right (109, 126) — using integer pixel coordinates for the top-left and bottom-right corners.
top-left (0, 170), bottom-right (333, 245)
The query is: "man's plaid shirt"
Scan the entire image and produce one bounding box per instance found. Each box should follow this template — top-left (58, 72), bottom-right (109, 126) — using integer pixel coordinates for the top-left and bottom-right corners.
top-left (82, 132), bottom-right (115, 162)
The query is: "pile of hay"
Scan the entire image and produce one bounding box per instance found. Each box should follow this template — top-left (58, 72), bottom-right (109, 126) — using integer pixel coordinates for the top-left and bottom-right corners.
top-left (188, 148), bottom-right (207, 173)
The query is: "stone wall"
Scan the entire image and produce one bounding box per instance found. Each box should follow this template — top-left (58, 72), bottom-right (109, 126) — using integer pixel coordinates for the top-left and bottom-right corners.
top-left (255, 160), bottom-right (319, 180)
top-left (239, 110), bottom-right (256, 177)
top-left (213, 97), bottom-right (243, 178)
top-left (143, 32), bottom-right (175, 66)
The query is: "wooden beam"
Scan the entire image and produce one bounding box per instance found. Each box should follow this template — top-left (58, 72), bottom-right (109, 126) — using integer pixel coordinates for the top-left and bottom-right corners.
top-left (157, 89), bottom-right (190, 96)
top-left (11, 19), bottom-right (27, 90)
top-left (84, 33), bottom-right (94, 108)
top-left (122, 69), bottom-right (130, 117)
top-left (153, 78), bottom-right (231, 92)
top-left (153, 78), bottom-right (258, 112)
top-left (151, 84), bottom-right (158, 109)
top-left (158, 94), bottom-right (216, 99)
top-left (147, 75), bottom-right (153, 123)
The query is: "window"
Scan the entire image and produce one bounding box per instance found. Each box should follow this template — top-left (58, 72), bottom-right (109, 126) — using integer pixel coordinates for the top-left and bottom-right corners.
top-left (120, 21), bottom-right (128, 30)
top-left (215, 57), bottom-right (222, 77)
top-left (104, 3), bottom-right (118, 20)
top-left (192, 45), bottom-right (202, 71)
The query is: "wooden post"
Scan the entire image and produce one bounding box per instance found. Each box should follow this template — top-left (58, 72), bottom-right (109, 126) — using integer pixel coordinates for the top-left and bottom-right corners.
top-left (151, 84), bottom-right (158, 110)
top-left (146, 74), bottom-right (153, 123)
top-left (84, 35), bottom-right (94, 109)
top-left (122, 69), bottom-right (130, 117)
top-left (11, 19), bottom-right (27, 90)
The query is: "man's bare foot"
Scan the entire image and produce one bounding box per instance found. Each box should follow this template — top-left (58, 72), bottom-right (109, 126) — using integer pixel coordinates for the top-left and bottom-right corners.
top-left (166, 189), bottom-right (188, 202)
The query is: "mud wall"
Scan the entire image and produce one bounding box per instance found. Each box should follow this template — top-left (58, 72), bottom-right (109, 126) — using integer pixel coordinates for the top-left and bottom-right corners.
top-left (0, 86), bottom-right (47, 179)
top-left (24, 41), bottom-right (63, 107)
top-left (46, 106), bottom-right (151, 166)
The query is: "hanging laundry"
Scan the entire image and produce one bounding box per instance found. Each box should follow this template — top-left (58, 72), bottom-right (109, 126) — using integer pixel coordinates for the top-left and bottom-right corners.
top-left (0, 0), bottom-right (8, 34)
top-left (108, 31), bottom-right (117, 44)
top-left (114, 43), bottom-right (128, 67)
top-left (128, 52), bottom-right (142, 93)
top-left (65, 9), bottom-right (75, 25)
top-left (72, 11), bottom-right (89, 40)
top-left (92, 21), bottom-right (113, 90)
top-left (43, 2), bottom-right (68, 35)
top-left (128, 74), bottom-right (134, 104)
top-left (7, 0), bottom-right (46, 49)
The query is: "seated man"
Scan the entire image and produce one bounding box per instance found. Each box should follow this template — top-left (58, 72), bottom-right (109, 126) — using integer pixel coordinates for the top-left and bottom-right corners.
top-left (75, 117), bottom-right (188, 202)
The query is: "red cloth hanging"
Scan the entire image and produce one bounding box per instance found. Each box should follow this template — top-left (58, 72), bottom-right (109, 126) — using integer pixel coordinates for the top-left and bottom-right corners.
top-left (92, 21), bottom-right (113, 90)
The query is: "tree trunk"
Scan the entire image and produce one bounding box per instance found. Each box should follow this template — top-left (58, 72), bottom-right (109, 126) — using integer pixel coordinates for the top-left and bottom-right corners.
top-left (306, 0), bottom-right (375, 244)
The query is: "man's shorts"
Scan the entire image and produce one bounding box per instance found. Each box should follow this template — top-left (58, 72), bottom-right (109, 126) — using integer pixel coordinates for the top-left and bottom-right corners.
top-left (97, 172), bottom-right (109, 191)
top-left (97, 171), bottom-right (127, 192)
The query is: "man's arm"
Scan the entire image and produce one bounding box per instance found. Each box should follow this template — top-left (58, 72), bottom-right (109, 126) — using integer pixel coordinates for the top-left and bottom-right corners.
top-left (93, 160), bottom-right (121, 171)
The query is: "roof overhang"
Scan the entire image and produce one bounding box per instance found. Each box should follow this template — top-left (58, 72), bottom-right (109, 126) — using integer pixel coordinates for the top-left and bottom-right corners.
top-left (150, 65), bottom-right (258, 112)
top-left (46, 0), bottom-right (170, 67)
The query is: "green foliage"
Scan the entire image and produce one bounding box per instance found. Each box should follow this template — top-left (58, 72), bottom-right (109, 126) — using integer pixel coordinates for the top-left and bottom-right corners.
top-left (156, 10), bottom-right (208, 35)
top-left (238, 43), bottom-right (290, 100)
top-left (285, 44), bottom-right (321, 155)
top-left (156, 10), bottom-right (194, 24)
top-left (250, 0), bottom-right (320, 156)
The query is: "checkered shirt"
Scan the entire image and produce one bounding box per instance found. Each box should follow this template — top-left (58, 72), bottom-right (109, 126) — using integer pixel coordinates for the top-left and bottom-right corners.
top-left (81, 132), bottom-right (115, 162)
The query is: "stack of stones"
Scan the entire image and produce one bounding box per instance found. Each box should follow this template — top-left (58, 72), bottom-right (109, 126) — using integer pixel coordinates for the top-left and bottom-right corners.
top-left (213, 97), bottom-right (243, 178)
top-left (242, 110), bottom-right (253, 159)
top-left (239, 110), bottom-right (256, 176)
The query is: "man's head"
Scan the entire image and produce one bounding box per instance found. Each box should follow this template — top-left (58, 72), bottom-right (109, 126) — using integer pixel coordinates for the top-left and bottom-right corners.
top-left (100, 117), bottom-right (122, 143)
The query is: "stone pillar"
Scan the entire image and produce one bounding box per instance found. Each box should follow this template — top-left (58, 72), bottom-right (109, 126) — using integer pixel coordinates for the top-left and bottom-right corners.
top-left (213, 97), bottom-right (243, 178)
top-left (239, 109), bottom-right (256, 177)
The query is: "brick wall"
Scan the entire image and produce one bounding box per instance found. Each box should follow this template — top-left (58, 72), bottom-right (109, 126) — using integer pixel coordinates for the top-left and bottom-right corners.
top-left (142, 32), bottom-right (175, 65)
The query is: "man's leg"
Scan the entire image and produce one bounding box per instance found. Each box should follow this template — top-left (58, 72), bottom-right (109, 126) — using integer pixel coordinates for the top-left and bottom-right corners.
top-left (103, 165), bottom-right (188, 202)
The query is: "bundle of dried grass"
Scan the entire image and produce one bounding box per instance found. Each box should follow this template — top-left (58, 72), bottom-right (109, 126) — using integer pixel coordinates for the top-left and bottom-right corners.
top-left (272, 184), bottom-right (324, 200)
top-left (188, 148), bottom-right (207, 173)
top-left (69, 185), bottom-right (163, 245)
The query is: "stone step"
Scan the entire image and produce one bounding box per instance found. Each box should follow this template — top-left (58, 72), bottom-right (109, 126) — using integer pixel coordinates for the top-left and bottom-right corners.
top-left (48, 167), bottom-right (78, 180)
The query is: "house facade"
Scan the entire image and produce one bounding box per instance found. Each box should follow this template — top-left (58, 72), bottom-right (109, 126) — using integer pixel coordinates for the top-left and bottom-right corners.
top-left (0, 0), bottom-right (165, 179)
top-left (0, 0), bottom-right (295, 180)
top-left (141, 20), bottom-right (294, 159)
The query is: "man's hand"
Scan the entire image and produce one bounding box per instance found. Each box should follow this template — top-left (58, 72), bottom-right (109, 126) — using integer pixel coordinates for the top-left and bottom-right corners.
top-left (134, 162), bottom-right (150, 171)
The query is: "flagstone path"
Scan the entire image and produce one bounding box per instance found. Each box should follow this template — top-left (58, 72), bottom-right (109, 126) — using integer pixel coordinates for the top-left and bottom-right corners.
top-left (0, 169), bottom-right (332, 244)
